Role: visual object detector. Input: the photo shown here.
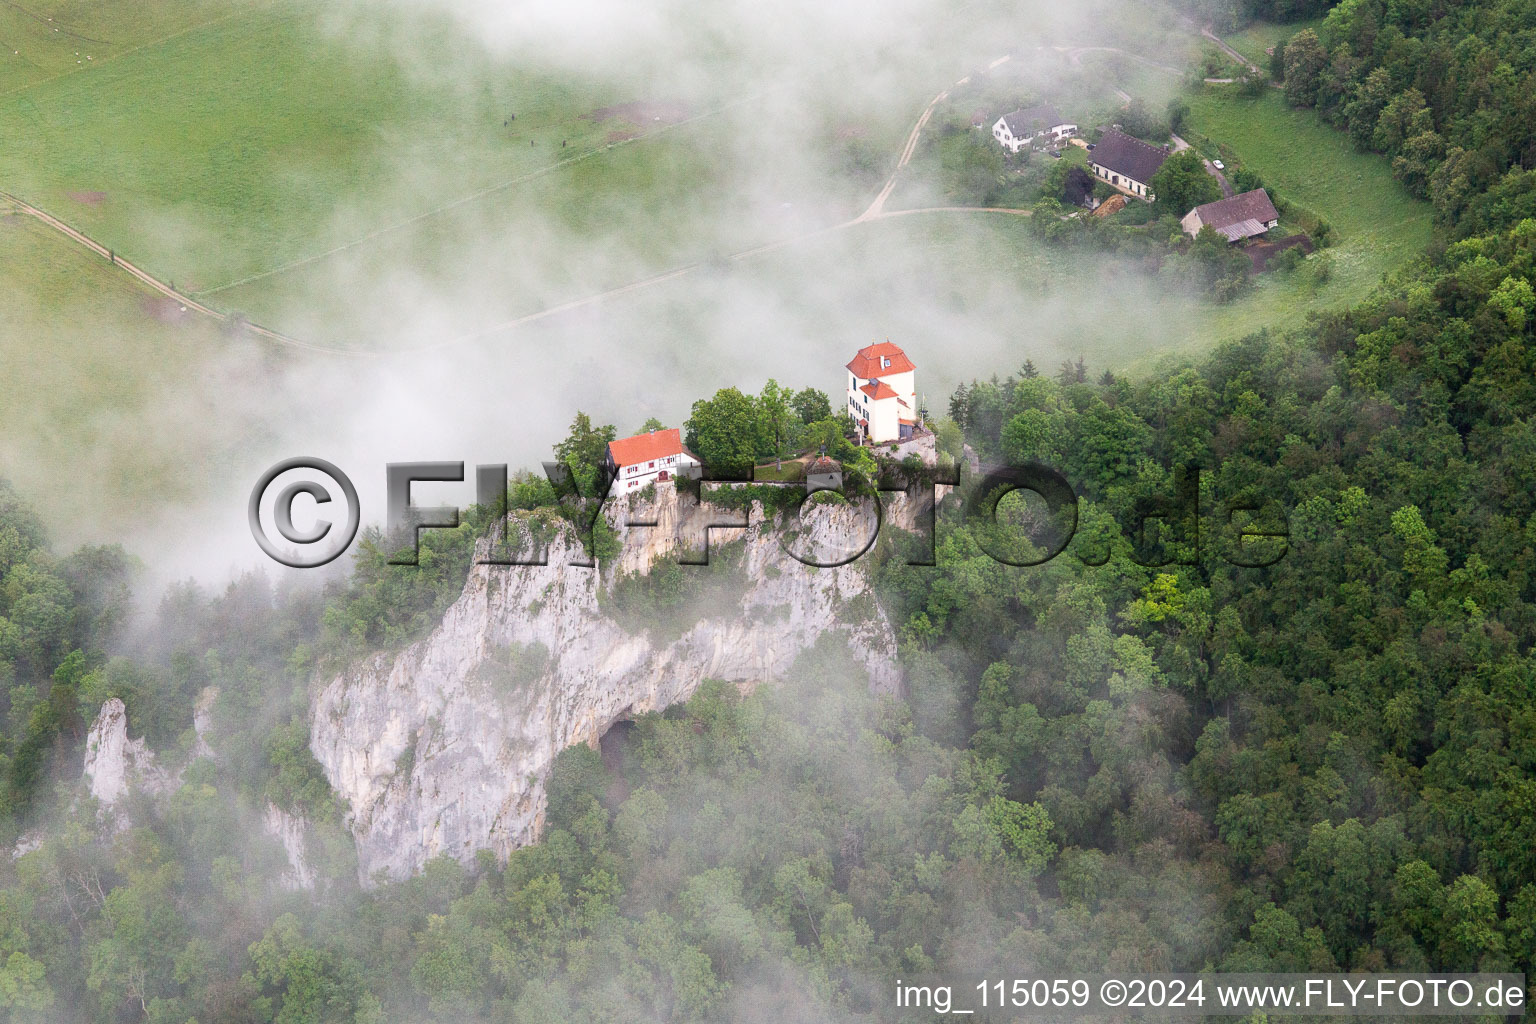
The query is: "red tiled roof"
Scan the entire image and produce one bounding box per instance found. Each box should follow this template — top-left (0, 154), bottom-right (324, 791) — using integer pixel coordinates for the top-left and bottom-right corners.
top-left (607, 427), bottom-right (682, 466)
top-left (899, 417), bottom-right (918, 426)
top-left (846, 341), bottom-right (915, 378)
top-left (860, 380), bottom-right (899, 400)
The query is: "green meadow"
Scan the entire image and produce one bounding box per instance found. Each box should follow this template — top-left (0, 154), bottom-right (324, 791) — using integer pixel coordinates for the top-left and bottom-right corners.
top-left (0, 0), bottom-right (630, 292)
top-left (1218, 17), bottom-right (1326, 68)
top-left (0, 0), bottom-right (931, 344)
top-left (1184, 86), bottom-right (1433, 303)
top-left (0, 0), bottom-right (247, 93)
top-left (0, 210), bottom-right (266, 541)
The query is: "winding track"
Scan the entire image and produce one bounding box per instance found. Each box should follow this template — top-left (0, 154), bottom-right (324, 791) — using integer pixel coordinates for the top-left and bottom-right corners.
top-left (4, 29), bottom-right (1246, 354)
top-left (1203, 24), bottom-right (1261, 74)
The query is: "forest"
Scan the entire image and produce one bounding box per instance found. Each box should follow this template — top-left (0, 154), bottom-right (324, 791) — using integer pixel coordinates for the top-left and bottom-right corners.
top-left (1269, 0), bottom-right (1536, 236)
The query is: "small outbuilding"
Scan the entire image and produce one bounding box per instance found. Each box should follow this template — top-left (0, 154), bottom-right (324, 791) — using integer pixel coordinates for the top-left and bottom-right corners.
top-left (1181, 188), bottom-right (1281, 242)
top-left (806, 455), bottom-right (843, 493)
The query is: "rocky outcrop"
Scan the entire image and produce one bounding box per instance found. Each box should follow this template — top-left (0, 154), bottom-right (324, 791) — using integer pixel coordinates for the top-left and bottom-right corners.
top-left (191, 686), bottom-right (218, 761)
top-left (83, 698), bottom-right (173, 809)
top-left (81, 695), bottom-right (320, 889)
top-left (311, 486), bottom-right (903, 884)
top-left (263, 803), bottom-right (317, 891)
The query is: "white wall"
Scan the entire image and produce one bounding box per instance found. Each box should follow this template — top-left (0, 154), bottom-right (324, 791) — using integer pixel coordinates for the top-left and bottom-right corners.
top-left (607, 450), bottom-right (700, 496)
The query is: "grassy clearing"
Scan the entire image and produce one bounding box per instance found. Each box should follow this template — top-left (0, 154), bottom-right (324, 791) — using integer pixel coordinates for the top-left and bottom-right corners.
top-left (0, 0), bottom-right (629, 292)
top-left (0, 0), bottom-right (922, 344)
top-left (0, 0), bottom-right (249, 93)
top-left (753, 460), bottom-right (806, 483)
top-left (0, 212), bottom-right (269, 542)
top-left (1219, 18), bottom-right (1325, 67)
top-left (1183, 87), bottom-right (1432, 304)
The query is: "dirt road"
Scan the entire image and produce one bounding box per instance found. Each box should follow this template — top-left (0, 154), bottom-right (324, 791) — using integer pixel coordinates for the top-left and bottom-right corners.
top-left (856, 54), bottom-right (1012, 222)
top-left (1, 190), bottom-right (336, 353)
top-left (1203, 24), bottom-right (1260, 73)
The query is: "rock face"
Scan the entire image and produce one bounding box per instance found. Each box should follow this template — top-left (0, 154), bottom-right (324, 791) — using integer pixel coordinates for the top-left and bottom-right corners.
top-left (83, 698), bottom-right (172, 808)
top-left (263, 802), bottom-right (317, 891)
top-left (311, 486), bottom-right (903, 884)
top-left (81, 694), bottom-right (320, 889)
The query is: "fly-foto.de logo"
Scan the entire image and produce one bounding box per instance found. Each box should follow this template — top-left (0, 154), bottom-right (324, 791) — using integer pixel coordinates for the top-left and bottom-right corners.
top-left (247, 458), bottom-right (1289, 571)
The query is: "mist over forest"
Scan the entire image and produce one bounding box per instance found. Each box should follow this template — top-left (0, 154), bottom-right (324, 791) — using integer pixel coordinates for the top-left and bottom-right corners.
top-left (1, 0), bottom-right (1535, 1019)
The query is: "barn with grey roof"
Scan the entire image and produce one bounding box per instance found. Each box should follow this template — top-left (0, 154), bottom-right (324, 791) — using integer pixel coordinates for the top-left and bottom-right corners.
top-left (1088, 129), bottom-right (1169, 200)
top-left (1180, 188), bottom-right (1281, 242)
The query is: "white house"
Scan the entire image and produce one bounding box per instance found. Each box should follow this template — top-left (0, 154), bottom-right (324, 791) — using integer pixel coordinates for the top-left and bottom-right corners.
top-left (605, 427), bottom-right (701, 496)
top-left (991, 103), bottom-right (1077, 153)
top-left (846, 341), bottom-right (918, 444)
top-left (1088, 128), bottom-right (1169, 201)
top-left (1180, 188), bottom-right (1280, 242)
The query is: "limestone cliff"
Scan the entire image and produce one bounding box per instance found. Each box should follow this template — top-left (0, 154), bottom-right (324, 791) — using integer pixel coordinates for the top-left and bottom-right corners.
top-left (83, 697), bottom-right (174, 810)
top-left (77, 691), bottom-right (321, 890)
top-left (310, 485), bottom-right (905, 884)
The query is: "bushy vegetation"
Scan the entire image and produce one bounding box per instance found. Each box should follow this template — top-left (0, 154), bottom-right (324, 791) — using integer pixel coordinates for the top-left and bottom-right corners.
top-left (685, 381), bottom-right (876, 481)
top-left (1270, 0), bottom-right (1536, 238)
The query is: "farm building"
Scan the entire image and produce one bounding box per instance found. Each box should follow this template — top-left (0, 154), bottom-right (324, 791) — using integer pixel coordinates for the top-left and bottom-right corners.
top-left (1088, 129), bottom-right (1168, 200)
top-left (991, 104), bottom-right (1077, 153)
top-left (1180, 188), bottom-right (1281, 242)
top-left (846, 341), bottom-right (918, 444)
top-left (605, 427), bottom-right (701, 496)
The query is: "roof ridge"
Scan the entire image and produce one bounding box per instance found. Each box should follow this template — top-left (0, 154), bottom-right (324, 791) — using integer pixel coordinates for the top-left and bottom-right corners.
top-left (1105, 127), bottom-right (1164, 153)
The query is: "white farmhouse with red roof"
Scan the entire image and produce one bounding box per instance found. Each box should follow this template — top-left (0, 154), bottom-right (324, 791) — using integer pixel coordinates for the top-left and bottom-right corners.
top-left (604, 427), bottom-right (701, 496)
top-left (845, 341), bottom-right (917, 444)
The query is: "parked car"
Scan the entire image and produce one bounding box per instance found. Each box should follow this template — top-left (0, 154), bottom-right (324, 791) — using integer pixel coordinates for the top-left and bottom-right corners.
top-left (1212, 159), bottom-right (1225, 170)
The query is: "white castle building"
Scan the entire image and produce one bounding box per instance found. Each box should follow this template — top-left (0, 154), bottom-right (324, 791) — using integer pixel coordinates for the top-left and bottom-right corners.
top-left (845, 341), bottom-right (917, 444)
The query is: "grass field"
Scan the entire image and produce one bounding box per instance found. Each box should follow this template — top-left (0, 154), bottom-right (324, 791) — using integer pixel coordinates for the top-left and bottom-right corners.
top-left (0, 0), bottom-right (635, 291)
top-left (0, 0), bottom-right (250, 93)
top-left (1219, 18), bottom-right (1325, 68)
top-left (0, 0), bottom-right (929, 346)
top-left (1184, 87), bottom-right (1432, 304)
top-left (0, 210), bottom-right (272, 546)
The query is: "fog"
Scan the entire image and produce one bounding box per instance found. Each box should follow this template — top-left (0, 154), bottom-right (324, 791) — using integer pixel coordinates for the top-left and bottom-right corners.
top-left (0, 1), bottom-right (1241, 1014)
top-left (1, 0), bottom-right (1195, 588)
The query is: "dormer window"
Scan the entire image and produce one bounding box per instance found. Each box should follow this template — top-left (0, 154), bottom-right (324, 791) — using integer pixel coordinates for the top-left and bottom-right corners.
top-left (881, 357), bottom-right (891, 368)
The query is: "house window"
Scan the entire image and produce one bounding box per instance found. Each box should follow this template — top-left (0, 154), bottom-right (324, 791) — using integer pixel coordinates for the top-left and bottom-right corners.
top-left (648, 461), bottom-right (655, 469)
